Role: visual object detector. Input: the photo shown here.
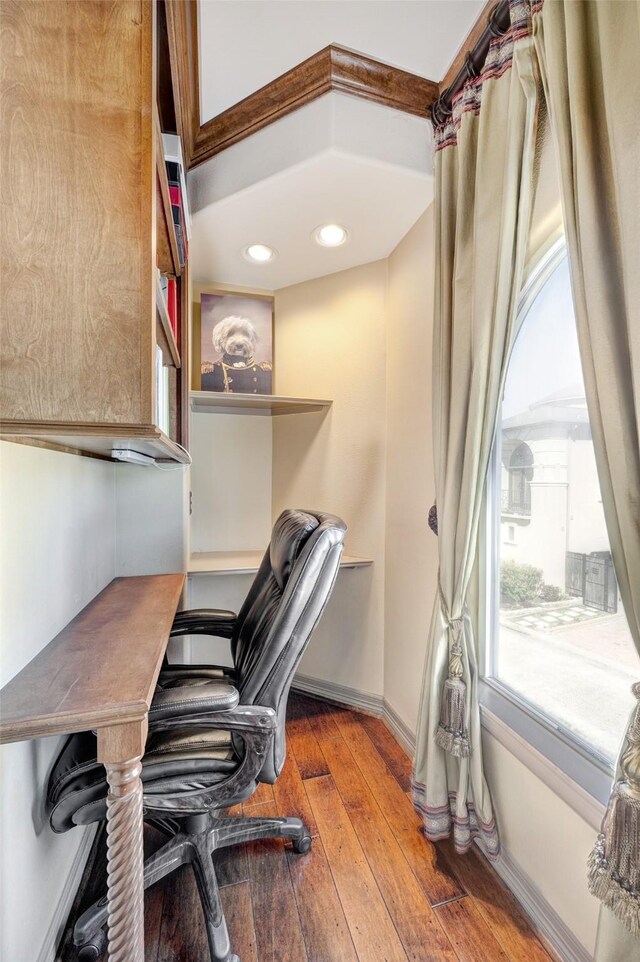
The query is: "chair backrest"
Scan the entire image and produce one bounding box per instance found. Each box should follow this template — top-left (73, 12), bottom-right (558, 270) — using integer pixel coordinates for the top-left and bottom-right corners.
top-left (231, 509), bottom-right (346, 781)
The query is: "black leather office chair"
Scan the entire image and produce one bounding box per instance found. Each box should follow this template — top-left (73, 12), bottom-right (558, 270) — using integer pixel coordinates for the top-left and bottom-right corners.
top-left (47, 509), bottom-right (346, 962)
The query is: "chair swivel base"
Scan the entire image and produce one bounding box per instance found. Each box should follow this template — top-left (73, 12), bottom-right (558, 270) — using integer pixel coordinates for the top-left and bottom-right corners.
top-left (73, 811), bottom-right (312, 962)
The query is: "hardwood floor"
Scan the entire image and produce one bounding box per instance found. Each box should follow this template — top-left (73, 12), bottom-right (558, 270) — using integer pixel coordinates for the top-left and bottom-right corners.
top-left (61, 693), bottom-right (555, 962)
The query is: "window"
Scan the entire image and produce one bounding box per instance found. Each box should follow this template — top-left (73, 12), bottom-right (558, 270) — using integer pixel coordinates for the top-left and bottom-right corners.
top-left (507, 442), bottom-right (533, 515)
top-left (485, 243), bottom-right (639, 777)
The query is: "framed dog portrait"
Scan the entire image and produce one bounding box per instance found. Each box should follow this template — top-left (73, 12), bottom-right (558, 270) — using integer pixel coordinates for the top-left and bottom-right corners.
top-left (199, 291), bottom-right (273, 395)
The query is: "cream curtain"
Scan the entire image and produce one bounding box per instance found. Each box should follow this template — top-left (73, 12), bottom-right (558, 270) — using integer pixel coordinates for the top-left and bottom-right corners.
top-left (533, 0), bottom-right (640, 952)
top-left (412, 4), bottom-right (539, 856)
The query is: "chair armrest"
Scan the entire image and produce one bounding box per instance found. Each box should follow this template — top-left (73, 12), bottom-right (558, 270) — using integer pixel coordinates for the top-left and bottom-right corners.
top-left (143, 703), bottom-right (277, 816)
top-left (148, 682), bottom-right (240, 722)
top-left (170, 608), bottom-right (237, 638)
top-left (148, 699), bottom-right (276, 736)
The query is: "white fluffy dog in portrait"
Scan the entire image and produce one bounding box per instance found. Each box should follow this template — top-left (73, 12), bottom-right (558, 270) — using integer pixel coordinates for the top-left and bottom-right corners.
top-left (201, 315), bottom-right (272, 394)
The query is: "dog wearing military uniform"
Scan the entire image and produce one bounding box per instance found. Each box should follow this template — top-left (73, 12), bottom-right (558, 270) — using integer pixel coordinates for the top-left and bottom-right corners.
top-left (201, 315), bottom-right (272, 394)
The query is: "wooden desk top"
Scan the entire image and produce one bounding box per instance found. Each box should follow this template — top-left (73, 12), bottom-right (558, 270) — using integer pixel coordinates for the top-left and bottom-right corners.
top-left (188, 551), bottom-right (373, 576)
top-left (0, 574), bottom-right (185, 744)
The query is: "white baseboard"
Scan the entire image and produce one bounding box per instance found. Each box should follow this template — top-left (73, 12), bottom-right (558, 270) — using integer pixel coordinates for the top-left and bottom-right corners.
top-left (37, 825), bottom-right (97, 962)
top-left (292, 672), bottom-right (383, 715)
top-left (489, 845), bottom-right (594, 962)
top-left (382, 698), bottom-right (416, 757)
top-left (293, 673), bottom-right (593, 962)
top-left (292, 673), bottom-right (415, 759)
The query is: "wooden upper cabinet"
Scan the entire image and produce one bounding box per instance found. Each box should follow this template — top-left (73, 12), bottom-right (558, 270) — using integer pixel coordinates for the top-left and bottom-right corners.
top-left (0, 0), bottom-right (189, 462)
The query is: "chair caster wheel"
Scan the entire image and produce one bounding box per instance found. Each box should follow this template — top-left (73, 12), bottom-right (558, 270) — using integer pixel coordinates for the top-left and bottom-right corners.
top-left (76, 928), bottom-right (107, 961)
top-left (293, 834), bottom-right (312, 854)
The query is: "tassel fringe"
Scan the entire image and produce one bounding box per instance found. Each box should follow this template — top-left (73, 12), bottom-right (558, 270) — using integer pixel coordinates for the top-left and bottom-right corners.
top-left (435, 676), bottom-right (470, 757)
top-left (587, 777), bottom-right (640, 936)
top-left (436, 576), bottom-right (470, 758)
top-left (588, 833), bottom-right (640, 937)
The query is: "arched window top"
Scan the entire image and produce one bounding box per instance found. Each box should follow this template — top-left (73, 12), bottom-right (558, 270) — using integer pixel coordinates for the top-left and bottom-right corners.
top-left (510, 442), bottom-right (533, 470)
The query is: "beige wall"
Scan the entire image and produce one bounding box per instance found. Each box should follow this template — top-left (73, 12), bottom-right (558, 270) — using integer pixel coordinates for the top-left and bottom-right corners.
top-left (385, 208), bottom-right (438, 732)
top-left (190, 411), bottom-right (272, 554)
top-left (483, 733), bottom-right (600, 954)
top-left (272, 260), bottom-right (389, 697)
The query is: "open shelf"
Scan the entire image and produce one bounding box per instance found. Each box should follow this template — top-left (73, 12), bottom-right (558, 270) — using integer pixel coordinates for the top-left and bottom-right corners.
top-left (156, 274), bottom-right (181, 367)
top-left (190, 392), bottom-right (332, 416)
top-left (189, 551), bottom-right (372, 576)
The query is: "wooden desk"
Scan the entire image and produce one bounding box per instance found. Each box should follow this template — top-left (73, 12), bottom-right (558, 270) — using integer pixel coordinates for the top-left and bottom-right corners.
top-left (0, 573), bottom-right (185, 962)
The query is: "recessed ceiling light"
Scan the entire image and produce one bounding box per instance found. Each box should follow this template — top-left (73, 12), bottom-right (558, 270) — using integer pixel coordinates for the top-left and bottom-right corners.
top-left (244, 243), bottom-right (276, 263)
top-left (314, 224), bottom-right (349, 248)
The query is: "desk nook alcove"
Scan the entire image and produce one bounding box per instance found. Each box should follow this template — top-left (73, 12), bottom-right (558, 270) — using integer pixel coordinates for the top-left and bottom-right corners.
top-left (1, 0), bottom-right (612, 960)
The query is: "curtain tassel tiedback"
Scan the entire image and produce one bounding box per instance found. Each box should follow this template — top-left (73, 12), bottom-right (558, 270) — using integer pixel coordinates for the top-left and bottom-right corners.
top-left (435, 578), bottom-right (470, 758)
top-left (588, 682), bottom-right (640, 936)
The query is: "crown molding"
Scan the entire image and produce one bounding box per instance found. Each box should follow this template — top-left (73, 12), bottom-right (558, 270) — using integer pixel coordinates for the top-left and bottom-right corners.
top-left (169, 2), bottom-right (503, 167)
top-left (188, 44), bottom-right (438, 169)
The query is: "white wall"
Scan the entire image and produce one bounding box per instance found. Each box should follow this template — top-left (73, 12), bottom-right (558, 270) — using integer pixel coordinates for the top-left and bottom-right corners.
top-left (384, 208), bottom-right (437, 733)
top-left (115, 463), bottom-right (190, 576)
top-left (0, 441), bottom-right (189, 961)
top-left (0, 441), bottom-right (117, 962)
top-left (272, 260), bottom-right (388, 697)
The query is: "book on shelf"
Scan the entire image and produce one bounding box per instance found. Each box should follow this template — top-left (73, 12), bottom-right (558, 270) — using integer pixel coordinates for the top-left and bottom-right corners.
top-left (171, 208), bottom-right (186, 269)
top-left (168, 183), bottom-right (189, 261)
top-left (162, 133), bottom-right (191, 239)
top-left (156, 269), bottom-right (179, 349)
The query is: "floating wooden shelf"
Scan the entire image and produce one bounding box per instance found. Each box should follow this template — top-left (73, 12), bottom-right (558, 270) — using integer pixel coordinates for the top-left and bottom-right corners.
top-left (156, 274), bottom-right (181, 368)
top-left (190, 392), bottom-right (332, 416)
top-left (0, 426), bottom-right (191, 464)
top-left (188, 550), bottom-right (372, 576)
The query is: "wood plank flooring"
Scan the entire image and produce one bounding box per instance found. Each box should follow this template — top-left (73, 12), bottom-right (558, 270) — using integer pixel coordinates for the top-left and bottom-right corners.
top-left (61, 693), bottom-right (555, 962)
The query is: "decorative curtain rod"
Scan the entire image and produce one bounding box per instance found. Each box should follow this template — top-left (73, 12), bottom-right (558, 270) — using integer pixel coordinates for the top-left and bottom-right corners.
top-left (431, 0), bottom-right (511, 125)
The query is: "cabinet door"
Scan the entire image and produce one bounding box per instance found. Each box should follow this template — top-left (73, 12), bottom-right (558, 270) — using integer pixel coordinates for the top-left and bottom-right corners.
top-left (0, 0), bottom-right (154, 427)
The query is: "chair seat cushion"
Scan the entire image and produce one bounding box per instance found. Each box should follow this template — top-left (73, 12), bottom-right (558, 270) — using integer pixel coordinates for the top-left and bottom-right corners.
top-left (158, 665), bottom-right (235, 689)
top-left (48, 727), bottom-right (238, 833)
top-left (150, 680), bottom-right (239, 717)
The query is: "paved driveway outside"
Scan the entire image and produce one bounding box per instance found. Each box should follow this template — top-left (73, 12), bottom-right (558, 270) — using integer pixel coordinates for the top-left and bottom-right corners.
top-left (497, 612), bottom-right (639, 760)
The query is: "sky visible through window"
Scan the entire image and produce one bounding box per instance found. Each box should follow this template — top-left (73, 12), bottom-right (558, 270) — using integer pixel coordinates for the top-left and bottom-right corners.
top-left (503, 257), bottom-right (581, 419)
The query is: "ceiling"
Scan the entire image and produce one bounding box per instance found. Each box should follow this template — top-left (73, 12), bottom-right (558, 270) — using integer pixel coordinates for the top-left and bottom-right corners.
top-left (191, 0), bottom-right (483, 290)
top-left (198, 0), bottom-right (486, 121)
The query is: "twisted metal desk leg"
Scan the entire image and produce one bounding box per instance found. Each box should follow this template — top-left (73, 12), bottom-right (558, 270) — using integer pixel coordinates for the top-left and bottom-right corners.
top-left (104, 756), bottom-right (145, 962)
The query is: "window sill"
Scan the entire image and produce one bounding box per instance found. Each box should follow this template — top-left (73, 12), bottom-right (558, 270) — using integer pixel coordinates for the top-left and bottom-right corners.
top-left (479, 678), bottom-right (609, 831)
